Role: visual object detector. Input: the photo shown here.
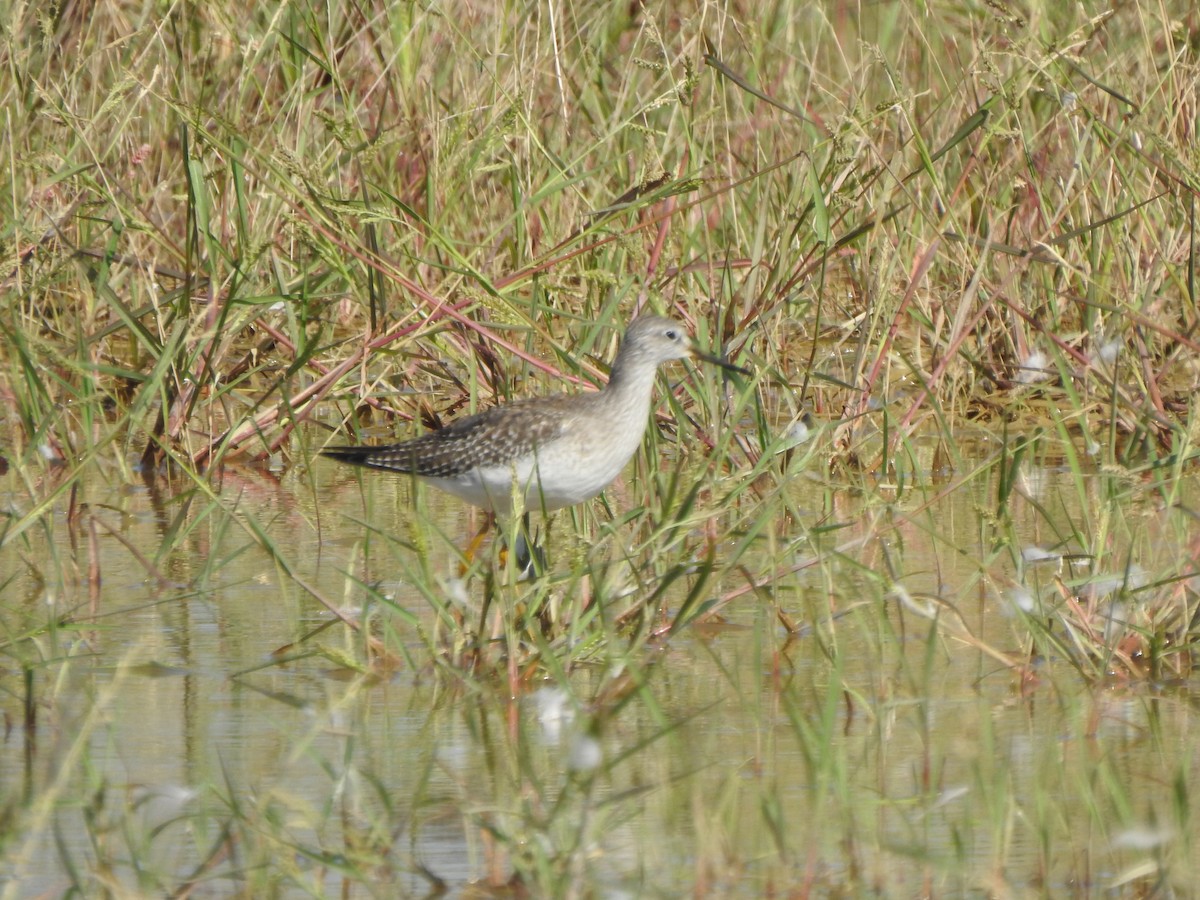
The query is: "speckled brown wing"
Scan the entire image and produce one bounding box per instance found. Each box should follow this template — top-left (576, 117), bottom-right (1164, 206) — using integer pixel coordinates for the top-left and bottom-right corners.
top-left (321, 396), bottom-right (571, 478)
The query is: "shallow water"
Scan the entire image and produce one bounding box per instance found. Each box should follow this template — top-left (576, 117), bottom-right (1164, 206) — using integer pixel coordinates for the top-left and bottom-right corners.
top-left (2, 443), bottom-right (1198, 896)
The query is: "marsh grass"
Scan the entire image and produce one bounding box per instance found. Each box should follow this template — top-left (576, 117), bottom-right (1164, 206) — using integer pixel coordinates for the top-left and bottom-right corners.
top-left (3, 0), bottom-right (1200, 895)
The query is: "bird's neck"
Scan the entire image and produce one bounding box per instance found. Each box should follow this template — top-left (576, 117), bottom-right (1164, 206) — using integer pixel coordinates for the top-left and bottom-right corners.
top-left (599, 352), bottom-right (661, 423)
top-left (604, 350), bottom-right (656, 396)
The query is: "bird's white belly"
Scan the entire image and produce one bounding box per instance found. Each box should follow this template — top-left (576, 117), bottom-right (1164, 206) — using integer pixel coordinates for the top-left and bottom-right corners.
top-left (424, 430), bottom-right (639, 516)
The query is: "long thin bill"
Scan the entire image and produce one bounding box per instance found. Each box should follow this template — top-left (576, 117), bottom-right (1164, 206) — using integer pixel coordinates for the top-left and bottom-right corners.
top-left (693, 347), bottom-right (751, 376)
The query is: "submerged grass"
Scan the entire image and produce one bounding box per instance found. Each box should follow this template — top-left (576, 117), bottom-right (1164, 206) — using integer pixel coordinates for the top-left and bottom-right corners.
top-left (2, 0), bottom-right (1200, 894)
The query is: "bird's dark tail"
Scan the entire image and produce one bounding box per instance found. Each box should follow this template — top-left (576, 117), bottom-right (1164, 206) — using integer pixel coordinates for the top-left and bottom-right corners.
top-left (321, 443), bottom-right (425, 475)
top-left (320, 445), bottom-right (381, 467)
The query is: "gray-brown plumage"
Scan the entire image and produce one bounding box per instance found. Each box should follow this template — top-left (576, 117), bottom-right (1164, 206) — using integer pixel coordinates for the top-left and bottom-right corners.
top-left (322, 316), bottom-right (746, 516)
top-left (321, 398), bottom-right (568, 479)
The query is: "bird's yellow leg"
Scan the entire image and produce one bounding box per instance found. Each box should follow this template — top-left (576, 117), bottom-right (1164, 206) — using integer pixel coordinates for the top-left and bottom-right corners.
top-left (458, 512), bottom-right (496, 576)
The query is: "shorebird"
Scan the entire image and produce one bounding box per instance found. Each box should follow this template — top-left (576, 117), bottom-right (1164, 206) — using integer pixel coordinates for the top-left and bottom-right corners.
top-left (322, 315), bottom-right (746, 558)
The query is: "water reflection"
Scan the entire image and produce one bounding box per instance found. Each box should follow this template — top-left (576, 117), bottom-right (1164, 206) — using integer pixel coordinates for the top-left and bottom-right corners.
top-left (1, 452), bottom-right (1198, 895)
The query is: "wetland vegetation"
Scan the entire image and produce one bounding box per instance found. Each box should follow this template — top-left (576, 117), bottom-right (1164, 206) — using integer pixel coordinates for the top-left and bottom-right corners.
top-left (2, 0), bottom-right (1200, 896)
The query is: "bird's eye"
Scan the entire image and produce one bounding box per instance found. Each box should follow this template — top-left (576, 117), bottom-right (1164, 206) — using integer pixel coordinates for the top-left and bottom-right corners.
top-left (665, 329), bottom-right (678, 340)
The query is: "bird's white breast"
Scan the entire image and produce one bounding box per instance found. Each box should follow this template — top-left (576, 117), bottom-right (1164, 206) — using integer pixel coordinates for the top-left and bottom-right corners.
top-left (424, 395), bottom-right (652, 516)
